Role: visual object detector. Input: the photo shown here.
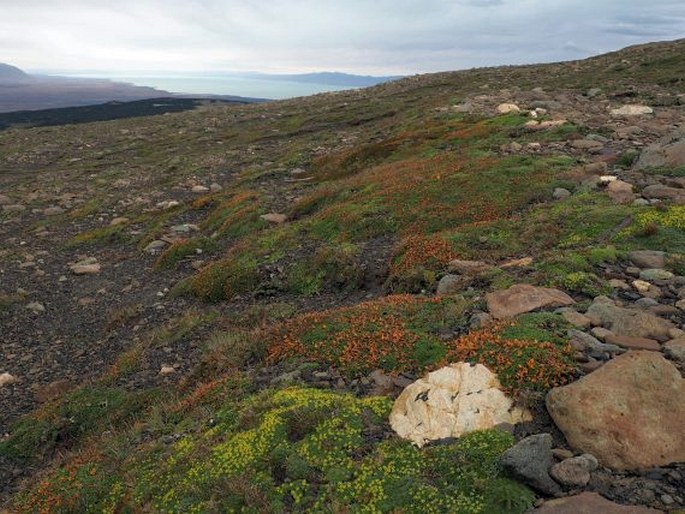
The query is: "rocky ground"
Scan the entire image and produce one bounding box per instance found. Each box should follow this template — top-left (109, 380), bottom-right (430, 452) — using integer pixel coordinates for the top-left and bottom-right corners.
top-left (1, 38), bottom-right (684, 512)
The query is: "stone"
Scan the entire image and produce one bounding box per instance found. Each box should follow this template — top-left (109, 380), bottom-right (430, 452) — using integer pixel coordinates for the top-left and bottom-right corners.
top-left (390, 363), bottom-right (531, 447)
top-left (170, 223), bottom-right (199, 234)
top-left (600, 175), bottom-right (618, 183)
top-left (43, 206), bottom-right (65, 216)
top-left (571, 139), bottom-right (604, 151)
top-left (561, 310), bottom-right (592, 328)
top-left (500, 434), bottom-right (561, 495)
top-left (436, 274), bottom-right (462, 296)
top-left (551, 448), bottom-right (574, 460)
top-left (589, 327), bottom-right (614, 340)
top-left (610, 105), bottom-right (654, 117)
top-left (0, 372), bottom-right (19, 388)
top-left (677, 299), bottom-right (685, 311)
top-left (632, 280), bottom-right (652, 293)
top-left (260, 213), bottom-right (288, 224)
top-left (553, 188), bottom-right (571, 200)
top-left (585, 296), bottom-right (675, 342)
top-left (636, 128), bottom-right (685, 171)
top-left (210, 182), bottom-right (223, 192)
top-left (629, 251), bottom-right (666, 269)
top-left (609, 279), bottom-right (630, 290)
top-left (546, 351), bottom-right (685, 470)
top-left (369, 369), bottom-right (395, 395)
top-left (25, 302), bottom-right (46, 314)
top-left (583, 162), bottom-right (607, 175)
top-left (3, 204), bottom-right (26, 213)
top-left (110, 217), bottom-right (129, 226)
top-left (496, 103), bottom-right (520, 114)
top-left (144, 240), bottom-right (168, 254)
top-left (549, 454), bottom-right (598, 487)
top-left (486, 284), bottom-right (574, 320)
top-left (635, 297), bottom-right (659, 309)
top-left (568, 329), bottom-right (623, 358)
top-left (642, 185), bottom-right (685, 203)
top-left (500, 256), bottom-right (534, 268)
top-left (532, 492), bottom-right (663, 513)
top-left (70, 258), bottom-right (101, 275)
top-left (663, 338), bottom-right (685, 362)
top-left (604, 334), bottom-right (660, 351)
top-left (446, 259), bottom-right (492, 275)
top-left (606, 180), bottom-right (635, 204)
top-left (191, 185), bottom-right (209, 193)
top-left (639, 268), bottom-right (674, 282)
top-left (159, 365), bottom-right (176, 375)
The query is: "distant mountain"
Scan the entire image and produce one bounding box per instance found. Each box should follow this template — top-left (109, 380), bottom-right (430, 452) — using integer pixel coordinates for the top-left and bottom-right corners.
top-left (0, 63), bottom-right (31, 82)
top-left (249, 71), bottom-right (402, 87)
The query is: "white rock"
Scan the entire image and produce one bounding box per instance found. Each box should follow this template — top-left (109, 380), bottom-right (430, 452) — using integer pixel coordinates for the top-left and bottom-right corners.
top-left (160, 365), bottom-right (176, 375)
top-left (497, 103), bottom-right (521, 114)
top-left (599, 175), bottom-right (618, 184)
top-left (0, 372), bottom-right (18, 388)
top-left (632, 280), bottom-right (652, 293)
top-left (26, 302), bottom-right (46, 314)
top-left (610, 105), bottom-right (654, 117)
top-left (191, 185), bottom-right (210, 193)
top-left (390, 363), bottom-right (531, 447)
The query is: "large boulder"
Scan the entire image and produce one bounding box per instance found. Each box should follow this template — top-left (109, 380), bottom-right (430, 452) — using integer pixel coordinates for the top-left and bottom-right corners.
top-left (486, 284), bottom-right (574, 319)
top-left (606, 180), bottom-right (635, 204)
top-left (390, 363), bottom-right (531, 447)
top-left (546, 351), bottom-right (685, 470)
top-left (585, 296), bottom-right (675, 342)
top-left (641, 184), bottom-right (685, 203)
top-left (635, 128), bottom-right (685, 171)
top-left (533, 493), bottom-right (663, 514)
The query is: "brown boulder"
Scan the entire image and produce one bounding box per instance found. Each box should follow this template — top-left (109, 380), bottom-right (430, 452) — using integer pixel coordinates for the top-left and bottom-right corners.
top-left (606, 180), bottom-right (635, 204)
top-left (486, 284), bottom-right (574, 320)
top-left (546, 351), bottom-right (685, 470)
top-left (533, 492), bottom-right (663, 514)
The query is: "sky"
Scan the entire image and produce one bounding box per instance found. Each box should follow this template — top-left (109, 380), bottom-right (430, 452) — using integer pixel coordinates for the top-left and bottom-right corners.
top-left (2, 0), bottom-right (685, 76)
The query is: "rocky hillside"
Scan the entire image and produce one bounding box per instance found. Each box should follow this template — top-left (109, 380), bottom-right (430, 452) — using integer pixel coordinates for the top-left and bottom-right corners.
top-left (0, 38), bottom-right (684, 513)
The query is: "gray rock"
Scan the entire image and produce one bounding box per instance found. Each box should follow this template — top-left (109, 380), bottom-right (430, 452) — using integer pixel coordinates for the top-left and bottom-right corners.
top-left (585, 296), bottom-right (675, 342)
top-left (639, 268), bottom-right (674, 281)
top-left (635, 298), bottom-right (660, 309)
top-left (663, 338), bottom-right (685, 362)
top-left (635, 127), bottom-right (685, 171)
top-left (550, 454), bottom-right (599, 487)
top-left (568, 329), bottom-right (624, 358)
top-left (25, 302), bottom-right (46, 314)
top-left (500, 433), bottom-right (561, 495)
top-left (553, 188), bottom-right (571, 200)
top-left (436, 274), bottom-right (462, 296)
top-left (144, 240), bottom-right (168, 254)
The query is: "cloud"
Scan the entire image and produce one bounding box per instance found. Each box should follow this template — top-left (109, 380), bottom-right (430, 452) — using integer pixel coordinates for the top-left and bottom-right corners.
top-left (1, 0), bottom-right (684, 74)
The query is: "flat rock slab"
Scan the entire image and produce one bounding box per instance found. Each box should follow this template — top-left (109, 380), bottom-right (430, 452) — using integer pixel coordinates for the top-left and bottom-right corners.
top-left (533, 493), bottom-right (663, 514)
top-left (585, 296), bottom-right (674, 342)
top-left (390, 363), bottom-right (531, 447)
top-left (603, 334), bottom-right (661, 351)
top-left (447, 259), bottom-right (492, 275)
top-left (486, 284), bottom-right (574, 319)
top-left (547, 351), bottom-right (685, 470)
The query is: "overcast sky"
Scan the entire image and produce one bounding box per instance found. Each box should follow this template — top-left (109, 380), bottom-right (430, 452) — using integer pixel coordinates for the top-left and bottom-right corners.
top-left (2, 0), bottom-right (685, 75)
